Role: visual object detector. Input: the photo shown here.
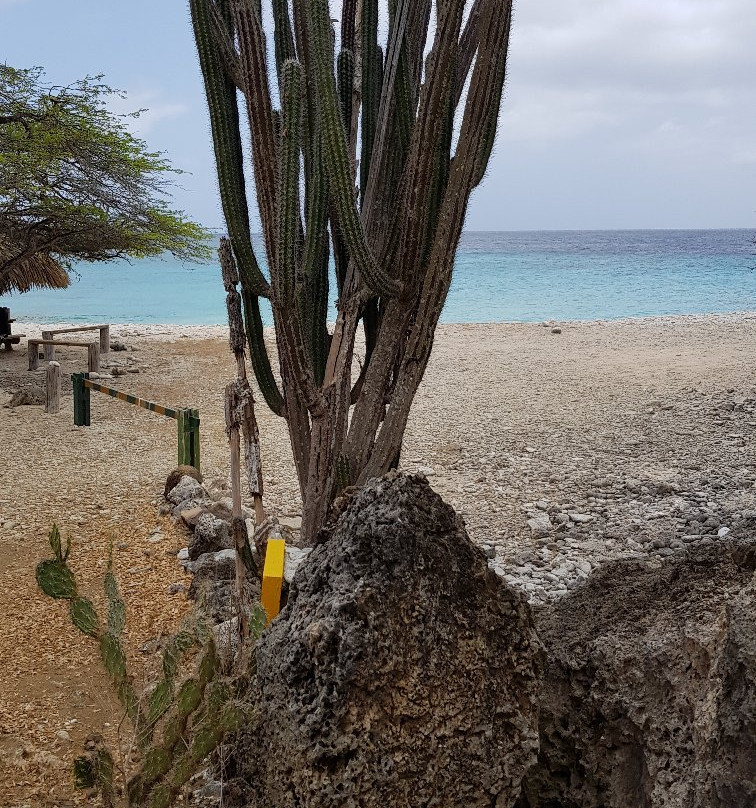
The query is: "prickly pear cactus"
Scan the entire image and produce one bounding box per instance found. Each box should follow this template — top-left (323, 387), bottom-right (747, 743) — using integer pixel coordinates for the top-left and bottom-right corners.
top-left (36, 524), bottom-right (76, 598)
top-left (37, 523), bottom-right (259, 807)
top-left (70, 597), bottom-right (99, 637)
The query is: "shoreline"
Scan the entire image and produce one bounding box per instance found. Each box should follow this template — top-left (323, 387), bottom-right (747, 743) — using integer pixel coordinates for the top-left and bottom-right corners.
top-left (12, 309), bottom-right (756, 342)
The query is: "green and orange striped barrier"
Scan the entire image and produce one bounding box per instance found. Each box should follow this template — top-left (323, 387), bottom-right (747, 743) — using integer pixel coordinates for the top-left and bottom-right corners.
top-left (72, 372), bottom-right (200, 470)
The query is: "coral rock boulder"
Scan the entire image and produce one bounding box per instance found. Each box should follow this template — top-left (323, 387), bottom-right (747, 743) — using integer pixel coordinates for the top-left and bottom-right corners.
top-left (519, 541), bottom-right (756, 808)
top-left (231, 472), bottom-right (542, 808)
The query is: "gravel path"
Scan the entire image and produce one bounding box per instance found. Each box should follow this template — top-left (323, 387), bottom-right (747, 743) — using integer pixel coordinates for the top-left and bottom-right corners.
top-left (1, 312), bottom-right (755, 805)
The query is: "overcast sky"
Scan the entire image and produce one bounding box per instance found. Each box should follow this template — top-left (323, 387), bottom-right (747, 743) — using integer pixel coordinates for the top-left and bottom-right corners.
top-left (2, 0), bottom-right (754, 230)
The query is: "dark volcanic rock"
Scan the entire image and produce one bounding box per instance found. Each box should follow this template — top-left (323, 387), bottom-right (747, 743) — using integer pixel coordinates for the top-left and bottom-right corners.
top-left (231, 472), bottom-right (541, 808)
top-left (519, 541), bottom-right (756, 808)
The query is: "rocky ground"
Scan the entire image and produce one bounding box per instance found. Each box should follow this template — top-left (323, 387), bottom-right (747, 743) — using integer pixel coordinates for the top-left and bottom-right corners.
top-left (1, 312), bottom-right (755, 805)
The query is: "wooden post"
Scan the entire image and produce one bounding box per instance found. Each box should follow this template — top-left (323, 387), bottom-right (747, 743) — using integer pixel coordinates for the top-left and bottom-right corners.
top-left (45, 362), bottom-right (61, 414)
top-left (28, 341), bottom-right (39, 371)
top-left (100, 325), bottom-right (110, 354)
top-left (87, 342), bottom-right (100, 373)
top-left (229, 410), bottom-right (247, 639)
top-left (225, 383), bottom-right (255, 660)
top-left (220, 236), bottom-right (266, 524)
top-left (42, 331), bottom-right (54, 360)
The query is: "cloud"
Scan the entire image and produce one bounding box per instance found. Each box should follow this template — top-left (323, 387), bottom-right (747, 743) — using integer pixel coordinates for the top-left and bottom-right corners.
top-left (106, 90), bottom-right (188, 136)
top-left (503, 0), bottom-right (756, 144)
top-left (466, 0), bottom-right (756, 227)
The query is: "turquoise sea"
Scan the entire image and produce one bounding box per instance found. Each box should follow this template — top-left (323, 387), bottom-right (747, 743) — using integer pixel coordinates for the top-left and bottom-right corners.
top-left (4, 230), bottom-right (755, 325)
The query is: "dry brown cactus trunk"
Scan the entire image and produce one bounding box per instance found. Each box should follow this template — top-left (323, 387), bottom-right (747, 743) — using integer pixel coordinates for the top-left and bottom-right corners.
top-left (191, 0), bottom-right (514, 544)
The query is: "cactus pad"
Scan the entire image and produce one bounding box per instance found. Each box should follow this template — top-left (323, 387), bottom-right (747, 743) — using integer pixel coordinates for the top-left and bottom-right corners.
top-left (36, 560), bottom-right (77, 600)
top-left (104, 570), bottom-right (126, 636)
top-left (70, 597), bottom-right (100, 637)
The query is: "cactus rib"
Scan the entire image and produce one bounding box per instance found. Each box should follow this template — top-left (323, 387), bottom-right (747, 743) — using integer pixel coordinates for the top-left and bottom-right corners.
top-left (276, 59), bottom-right (304, 305)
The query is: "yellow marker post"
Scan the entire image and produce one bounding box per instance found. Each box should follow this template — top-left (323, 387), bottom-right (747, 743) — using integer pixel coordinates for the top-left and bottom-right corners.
top-left (261, 539), bottom-right (286, 624)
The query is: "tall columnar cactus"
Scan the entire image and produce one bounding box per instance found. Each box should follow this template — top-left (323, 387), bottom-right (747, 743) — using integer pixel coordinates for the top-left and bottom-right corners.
top-left (190, 0), bottom-right (514, 544)
top-left (36, 525), bottom-right (254, 808)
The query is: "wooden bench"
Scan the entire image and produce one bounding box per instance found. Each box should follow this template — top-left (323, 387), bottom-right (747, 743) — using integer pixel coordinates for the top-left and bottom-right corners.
top-left (0, 306), bottom-right (25, 350)
top-left (41, 324), bottom-right (110, 360)
top-left (28, 339), bottom-right (100, 373)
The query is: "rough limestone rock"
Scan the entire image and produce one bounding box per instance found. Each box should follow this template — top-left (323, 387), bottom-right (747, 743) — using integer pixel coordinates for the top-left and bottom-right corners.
top-left (187, 548), bottom-right (259, 625)
top-left (7, 388), bottom-right (45, 407)
top-left (518, 540), bottom-right (756, 808)
top-left (171, 497), bottom-right (211, 519)
top-left (187, 548), bottom-right (236, 597)
top-left (231, 472), bottom-right (541, 808)
top-left (189, 512), bottom-right (231, 560)
top-left (164, 466), bottom-right (203, 500)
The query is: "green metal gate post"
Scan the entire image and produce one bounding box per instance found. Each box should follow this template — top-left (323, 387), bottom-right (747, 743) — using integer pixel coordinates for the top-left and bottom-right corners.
top-left (188, 408), bottom-right (200, 471)
top-left (72, 372), bottom-right (91, 426)
top-left (176, 408), bottom-right (186, 465)
top-left (176, 408), bottom-right (201, 471)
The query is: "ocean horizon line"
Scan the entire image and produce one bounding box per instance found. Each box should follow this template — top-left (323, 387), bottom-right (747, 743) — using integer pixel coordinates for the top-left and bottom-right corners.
top-left (202, 226), bottom-right (754, 236)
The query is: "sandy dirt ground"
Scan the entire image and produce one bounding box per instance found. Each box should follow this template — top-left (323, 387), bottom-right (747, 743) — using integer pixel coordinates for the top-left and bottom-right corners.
top-left (1, 313), bottom-right (756, 806)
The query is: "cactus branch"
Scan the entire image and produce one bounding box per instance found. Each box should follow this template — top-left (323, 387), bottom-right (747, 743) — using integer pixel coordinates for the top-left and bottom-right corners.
top-left (307, 0), bottom-right (400, 298)
top-left (276, 59), bottom-right (304, 305)
top-left (190, 0), bottom-right (270, 297)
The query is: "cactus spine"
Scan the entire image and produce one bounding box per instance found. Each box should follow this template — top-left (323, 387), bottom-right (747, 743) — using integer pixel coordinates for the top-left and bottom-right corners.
top-left (192, 0), bottom-right (515, 544)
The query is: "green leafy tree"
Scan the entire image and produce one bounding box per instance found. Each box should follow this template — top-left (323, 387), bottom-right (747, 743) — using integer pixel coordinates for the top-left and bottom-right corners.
top-left (0, 65), bottom-right (210, 285)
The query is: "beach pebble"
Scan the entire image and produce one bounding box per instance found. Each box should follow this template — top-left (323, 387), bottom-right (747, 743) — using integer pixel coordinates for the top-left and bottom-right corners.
top-left (551, 327), bottom-right (562, 334)
top-left (527, 513), bottom-right (552, 538)
top-left (167, 476), bottom-right (205, 505)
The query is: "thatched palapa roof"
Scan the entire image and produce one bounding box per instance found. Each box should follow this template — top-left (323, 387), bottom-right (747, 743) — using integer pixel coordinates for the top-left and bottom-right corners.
top-left (0, 241), bottom-right (70, 296)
